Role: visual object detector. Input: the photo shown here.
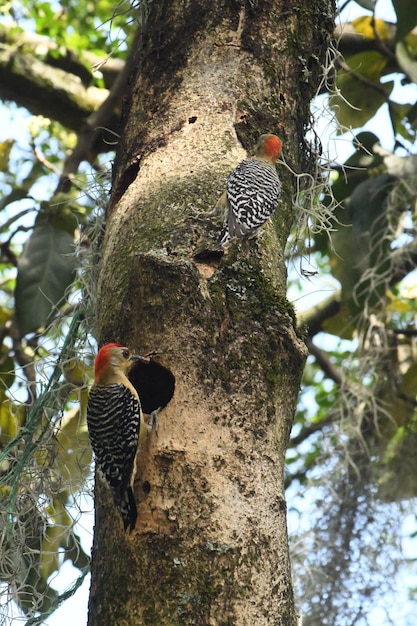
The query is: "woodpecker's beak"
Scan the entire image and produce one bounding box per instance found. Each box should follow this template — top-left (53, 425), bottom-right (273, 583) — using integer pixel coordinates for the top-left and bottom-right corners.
top-left (130, 353), bottom-right (150, 364)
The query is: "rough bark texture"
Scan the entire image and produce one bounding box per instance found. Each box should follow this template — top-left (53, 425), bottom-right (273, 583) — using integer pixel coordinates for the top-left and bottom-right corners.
top-left (88, 1), bottom-right (334, 624)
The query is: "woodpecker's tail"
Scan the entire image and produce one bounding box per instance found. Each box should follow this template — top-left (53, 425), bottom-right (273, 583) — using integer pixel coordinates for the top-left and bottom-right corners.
top-left (119, 486), bottom-right (137, 532)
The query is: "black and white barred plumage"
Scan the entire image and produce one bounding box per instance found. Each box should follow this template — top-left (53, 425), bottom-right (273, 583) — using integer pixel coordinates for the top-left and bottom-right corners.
top-left (87, 382), bottom-right (141, 532)
top-left (218, 158), bottom-right (281, 246)
top-left (216, 134), bottom-right (282, 247)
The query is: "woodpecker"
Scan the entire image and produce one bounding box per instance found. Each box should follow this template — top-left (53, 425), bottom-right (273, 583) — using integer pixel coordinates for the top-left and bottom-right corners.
top-left (87, 343), bottom-right (149, 532)
top-left (217, 134), bottom-right (282, 246)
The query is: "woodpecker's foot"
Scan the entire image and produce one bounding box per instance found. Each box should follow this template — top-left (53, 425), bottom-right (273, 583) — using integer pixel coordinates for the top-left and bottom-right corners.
top-left (147, 406), bottom-right (161, 436)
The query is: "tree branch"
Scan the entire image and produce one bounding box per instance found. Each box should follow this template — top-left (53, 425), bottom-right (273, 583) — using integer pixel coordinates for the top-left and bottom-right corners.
top-left (297, 291), bottom-right (341, 337)
top-left (0, 25), bottom-right (124, 88)
top-left (289, 338), bottom-right (346, 447)
top-left (391, 240), bottom-right (417, 285)
top-left (306, 337), bottom-right (344, 386)
top-left (0, 43), bottom-right (110, 131)
top-left (56, 27), bottom-right (143, 192)
top-left (290, 411), bottom-right (337, 447)
top-left (334, 21), bottom-right (398, 59)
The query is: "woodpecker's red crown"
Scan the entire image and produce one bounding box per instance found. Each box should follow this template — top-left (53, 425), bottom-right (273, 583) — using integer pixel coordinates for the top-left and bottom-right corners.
top-left (94, 343), bottom-right (132, 382)
top-left (256, 134), bottom-right (282, 162)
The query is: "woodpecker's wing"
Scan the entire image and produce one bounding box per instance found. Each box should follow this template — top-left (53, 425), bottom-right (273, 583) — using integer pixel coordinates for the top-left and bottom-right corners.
top-left (87, 383), bottom-right (141, 500)
top-left (226, 159), bottom-right (281, 238)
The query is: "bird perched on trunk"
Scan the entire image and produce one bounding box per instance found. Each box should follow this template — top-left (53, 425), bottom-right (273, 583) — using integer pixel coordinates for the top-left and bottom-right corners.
top-left (86, 343), bottom-right (150, 532)
top-left (217, 134), bottom-right (282, 246)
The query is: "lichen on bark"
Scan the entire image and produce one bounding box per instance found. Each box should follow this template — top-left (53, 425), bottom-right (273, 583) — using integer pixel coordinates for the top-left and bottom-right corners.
top-left (87, 1), bottom-right (335, 624)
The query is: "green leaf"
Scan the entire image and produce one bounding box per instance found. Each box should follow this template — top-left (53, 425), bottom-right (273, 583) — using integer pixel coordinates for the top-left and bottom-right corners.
top-left (55, 403), bottom-right (92, 491)
top-left (396, 40), bottom-right (417, 83)
top-left (332, 52), bottom-right (393, 129)
top-left (15, 224), bottom-right (76, 336)
top-left (36, 193), bottom-right (85, 234)
top-left (330, 174), bottom-right (396, 315)
top-left (406, 100), bottom-right (417, 129)
top-left (392, 0), bottom-right (417, 41)
top-left (389, 100), bottom-right (417, 140)
top-left (327, 133), bottom-right (383, 206)
top-left (344, 132), bottom-right (381, 167)
top-left (322, 303), bottom-right (356, 339)
top-left (347, 172), bottom-right (394, 233)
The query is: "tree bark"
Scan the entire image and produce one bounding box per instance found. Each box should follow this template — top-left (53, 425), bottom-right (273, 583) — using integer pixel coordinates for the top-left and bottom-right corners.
top-left (87, 1), bottom-right (334, 624)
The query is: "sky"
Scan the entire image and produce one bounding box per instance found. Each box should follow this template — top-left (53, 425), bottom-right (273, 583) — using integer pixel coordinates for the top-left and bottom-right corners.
top-left (1, 0), bottom-right (417, 625)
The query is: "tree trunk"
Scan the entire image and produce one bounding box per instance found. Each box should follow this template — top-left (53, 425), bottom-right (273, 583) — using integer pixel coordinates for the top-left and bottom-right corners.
top-left (87, 1), bottom-right (334, 624)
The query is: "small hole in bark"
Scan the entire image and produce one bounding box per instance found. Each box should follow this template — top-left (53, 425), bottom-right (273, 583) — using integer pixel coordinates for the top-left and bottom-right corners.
top-left (142, 481), bottom-right (151, 495)
top-left (188, 116), bottom-right (197, 124)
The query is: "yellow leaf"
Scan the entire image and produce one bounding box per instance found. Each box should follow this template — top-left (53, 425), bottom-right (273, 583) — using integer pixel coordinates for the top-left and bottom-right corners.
top-left (40, 525), bottom-right (61, 581)
top-left (55, 407), bottom-right (92, 489)
top-left (0, 306), bottom-right (12, 327)
top-left (46, 496), bottom-right (72, 527)
top-left (386, 293), bottom-right (417, 314)
top-left (352, 16), bottom-right (390, 40)
top-left (0, 485), bottom-right (11, 498)
top-left (0, 139), bottom-right (14, 172)
top-left (62, 357), bottom-right (92, 386)
top-left (0, 398), bottom-right (25, 444)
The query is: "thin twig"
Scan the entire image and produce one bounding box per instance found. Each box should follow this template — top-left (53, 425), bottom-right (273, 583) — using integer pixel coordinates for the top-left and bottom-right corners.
top-left (56, 27), bottom-right (143, 194)
top-left (306, 337), bottom-right (344, 386)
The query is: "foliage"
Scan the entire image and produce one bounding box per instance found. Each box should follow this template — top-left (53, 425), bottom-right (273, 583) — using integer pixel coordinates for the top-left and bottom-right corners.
top-left (288, 1), bottom-right (417, 624)
top-left (0, 0), bottom-right (137, 621)
top-left (0, 0), bottom-right (416, 624)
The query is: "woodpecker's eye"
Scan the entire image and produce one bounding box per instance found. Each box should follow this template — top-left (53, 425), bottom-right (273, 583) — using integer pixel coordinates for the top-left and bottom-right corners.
top-left (121, 348), bottom-right (130, 360)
